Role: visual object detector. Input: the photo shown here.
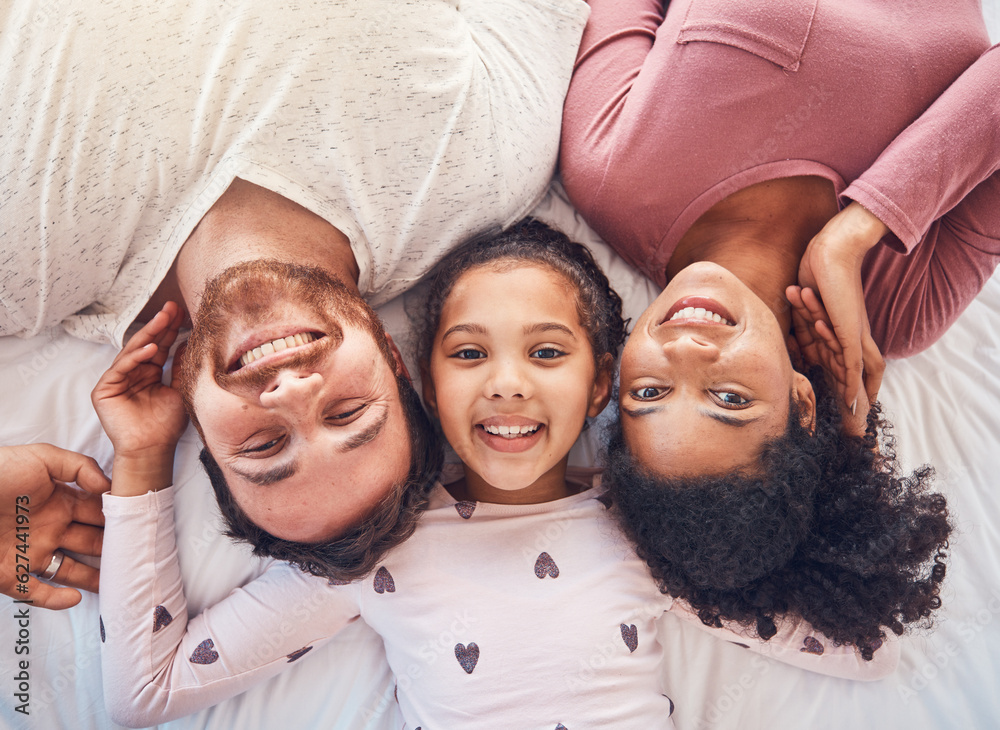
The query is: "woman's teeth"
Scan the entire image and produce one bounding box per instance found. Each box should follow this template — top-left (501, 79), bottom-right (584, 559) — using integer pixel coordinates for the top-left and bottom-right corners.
top-left (669, 307), bottom-right (733, 325)
top-left (238, 332), bottom-right (316, 368)
top-left (482, 424), bottom-right (540, 438)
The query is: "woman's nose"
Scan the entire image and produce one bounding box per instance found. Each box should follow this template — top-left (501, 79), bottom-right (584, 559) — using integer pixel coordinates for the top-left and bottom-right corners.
top-left (662, 334), bottom-right (721, 363)
top-left (259, 370), bottom-right (323, 412)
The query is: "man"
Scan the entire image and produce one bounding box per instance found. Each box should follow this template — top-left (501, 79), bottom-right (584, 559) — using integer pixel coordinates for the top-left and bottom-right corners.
top-left (0, 0), bottom-right (588, 605)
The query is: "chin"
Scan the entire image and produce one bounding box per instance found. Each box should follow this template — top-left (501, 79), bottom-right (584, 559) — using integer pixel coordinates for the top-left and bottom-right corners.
top-left (479, 465), bottom-right (541, 492)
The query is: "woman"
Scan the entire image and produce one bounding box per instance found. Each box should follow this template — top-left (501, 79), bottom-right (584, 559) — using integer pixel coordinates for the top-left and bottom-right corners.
top-left (561, 0), bottom-right (998, 657)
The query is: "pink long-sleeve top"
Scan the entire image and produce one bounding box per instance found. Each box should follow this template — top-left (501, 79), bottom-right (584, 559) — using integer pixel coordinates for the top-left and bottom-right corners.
top-left (99, 469), bottom-right (896, 728)
top-left (562, 0), bottom-right (1000, 356)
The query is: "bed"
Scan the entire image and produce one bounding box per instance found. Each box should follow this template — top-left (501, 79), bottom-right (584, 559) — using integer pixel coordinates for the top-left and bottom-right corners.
top-left (2, 15), bottom-right (999, 730)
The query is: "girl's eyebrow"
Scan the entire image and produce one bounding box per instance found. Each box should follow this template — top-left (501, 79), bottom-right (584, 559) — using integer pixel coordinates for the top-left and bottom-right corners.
top-left (523, 322), bottom-right (576, 338)
top-left (441, 322), bottom-right (488, 340)
top-left (440, 322), bottom-right (576, 339)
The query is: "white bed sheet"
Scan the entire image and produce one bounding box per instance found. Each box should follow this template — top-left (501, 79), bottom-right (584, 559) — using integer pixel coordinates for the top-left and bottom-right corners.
top-left (2, 8), bottom-right (999, 723)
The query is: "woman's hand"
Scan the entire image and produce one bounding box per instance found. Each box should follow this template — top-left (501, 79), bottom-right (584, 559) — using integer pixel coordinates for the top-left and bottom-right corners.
top-left (796, 202), bottom-right (888, 412)
top-left (787, 285), bottom-right (882, 437)
top-left (0, 444), bottom-right (108, 609)
top-left (91, 302), bottom-right (188, 495)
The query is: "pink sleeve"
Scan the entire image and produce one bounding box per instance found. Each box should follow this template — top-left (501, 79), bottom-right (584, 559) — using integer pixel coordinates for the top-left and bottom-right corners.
top-left (561, 0), bottom-right (665, 202)
top-left (666, 599), bottom-right (900, 681)
top-left (99, 488), bottom-right (361, 728)
top-left (843, 44), bottom-right (1000, 254)
top-left (845, 46), bottom-right (1000, 356)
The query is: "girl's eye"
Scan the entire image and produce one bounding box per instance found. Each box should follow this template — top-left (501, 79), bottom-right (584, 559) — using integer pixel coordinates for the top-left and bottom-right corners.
top-left (713, 391), bottom-right (751, 409)
top-left (531, 347), bottom-right (565, 360)
top-left (632, 386), bottom-right (663, 400)
top-left (452, 348), bottom-right (486, 360)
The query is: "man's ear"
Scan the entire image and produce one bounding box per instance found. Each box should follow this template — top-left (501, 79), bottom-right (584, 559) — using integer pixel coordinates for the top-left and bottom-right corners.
top-left (587, 355), bottom-right (615, 419)
top-left (420, 363), bottom-right (438, 419)
top-left (792, 371), bottom-right (817, 435)
top-left (384, 333), bottom-right (412, 382)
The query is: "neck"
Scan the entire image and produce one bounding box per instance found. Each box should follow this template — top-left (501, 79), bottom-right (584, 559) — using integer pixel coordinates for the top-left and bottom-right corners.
top-left (666, 176), bottom-right (838, 334)
top-left (447, 457), bottom-right (580, 505)
top-left (141, 178), bottom-right (359, 325)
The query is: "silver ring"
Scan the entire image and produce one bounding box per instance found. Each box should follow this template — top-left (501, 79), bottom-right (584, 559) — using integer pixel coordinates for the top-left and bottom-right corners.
top-left (38, 550), bottom-right (65, 580)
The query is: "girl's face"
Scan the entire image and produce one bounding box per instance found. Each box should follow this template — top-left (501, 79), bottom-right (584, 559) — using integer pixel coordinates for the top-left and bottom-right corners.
top-left (424, 263), bottom-right (611, 502)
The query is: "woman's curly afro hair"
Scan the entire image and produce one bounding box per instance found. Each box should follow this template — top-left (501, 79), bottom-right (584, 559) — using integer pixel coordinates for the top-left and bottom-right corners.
top-left (604, 367), bottom-right (951, 660)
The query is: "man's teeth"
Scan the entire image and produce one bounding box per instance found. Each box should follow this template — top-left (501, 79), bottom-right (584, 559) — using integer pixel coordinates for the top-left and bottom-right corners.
top-left (239, 332), bottom-right (316, 368)
top-left (482, 424), bottom-right (540, 438)
top-left (669, 307), bottom-right (733, 325)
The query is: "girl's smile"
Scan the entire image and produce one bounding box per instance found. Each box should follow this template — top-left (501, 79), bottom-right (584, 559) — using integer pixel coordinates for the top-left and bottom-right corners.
top-left (424, 263), bottom-right (611, 504)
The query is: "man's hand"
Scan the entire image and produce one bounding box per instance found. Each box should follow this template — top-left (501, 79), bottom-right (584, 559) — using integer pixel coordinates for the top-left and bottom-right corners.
top-left (786, 285), bottom-right (883, 437)
top-left (92, 302), bottom-right (188, 495)
top-left (0, 444), bottom-right (109, 610)
top-left (796, 201), bottom-right (888, 412)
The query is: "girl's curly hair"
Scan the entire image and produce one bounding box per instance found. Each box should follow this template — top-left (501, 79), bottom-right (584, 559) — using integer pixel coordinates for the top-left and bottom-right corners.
top-left (412, 218), bottom-right (628, 373)
top-left (604, 367), bottom-right (951, 660)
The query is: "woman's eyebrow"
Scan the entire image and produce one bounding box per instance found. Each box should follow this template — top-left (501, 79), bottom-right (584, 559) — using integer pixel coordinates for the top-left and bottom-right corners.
top-left (620, 405), bottom-right (764, 428)
top-left (703, 410), bottom-right (764, 428)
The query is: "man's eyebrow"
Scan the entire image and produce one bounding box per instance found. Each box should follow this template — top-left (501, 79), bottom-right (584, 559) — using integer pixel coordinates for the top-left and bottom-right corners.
top-left (231, 461), bottom-right (298, 487)
top-left (440, 323), bottom-right (488, 340)
top-left (523, 322), bottom-right (576, 338)
top-left (342, 407), bottom-right (390, 451)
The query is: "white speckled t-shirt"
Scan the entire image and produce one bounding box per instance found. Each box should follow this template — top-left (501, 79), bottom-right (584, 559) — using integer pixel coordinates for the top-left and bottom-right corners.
top-left (0, 0), bottom-right (588, 345)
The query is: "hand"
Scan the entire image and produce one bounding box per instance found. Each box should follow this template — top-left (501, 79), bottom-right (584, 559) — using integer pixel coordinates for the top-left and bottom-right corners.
top-left (0, 444), bottom-right (109, 610)
top-left (796, 201), bottom-right (888, 411)
top-left (786, 286), bottom-right (883, 437)
top-left (92, 302), bottom-right (188, 459)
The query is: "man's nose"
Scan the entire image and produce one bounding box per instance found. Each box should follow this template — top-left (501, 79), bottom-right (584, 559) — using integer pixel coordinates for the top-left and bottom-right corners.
top-left (484, 360), bottom-right (531, 400)
top-left (259, 370), bottom-right (323, 412)
top-left (662, 334), bottom-right (721, 363)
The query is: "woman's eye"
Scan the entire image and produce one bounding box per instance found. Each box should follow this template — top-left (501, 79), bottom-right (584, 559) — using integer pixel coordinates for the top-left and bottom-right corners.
top-left (633, 387), bottom-right (663, 400)
top-left (531, 347), bottom-right (565, 360)
top-left (452, 348), bottom-right (485, 360)
top-left (714, 391), bottom-right (751, 408)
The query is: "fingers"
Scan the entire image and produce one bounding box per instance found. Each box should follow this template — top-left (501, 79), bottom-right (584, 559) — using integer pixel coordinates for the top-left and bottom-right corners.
top-left (149, 302), bottom-right (186, 369)
top-left (119, 302), bottom-right (183, 365)
top-left (95, 304), bottom-right (186, 402)
top-left (861, 333), bottom-right (886, 406)
top-left (11, 577), bottom-right (84, 611)
top-left (46, 553), bottom-right (101, 596)
top-left (25, 444), bottom-right (111, 494)
top-left (67, 486), bottom-right (106, 527)
top-left (59, 522), bottom-right (104, 558)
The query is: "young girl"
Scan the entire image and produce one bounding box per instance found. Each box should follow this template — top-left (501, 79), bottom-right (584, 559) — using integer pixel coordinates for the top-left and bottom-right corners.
top-left (93, 221), bottom-right (893, 729)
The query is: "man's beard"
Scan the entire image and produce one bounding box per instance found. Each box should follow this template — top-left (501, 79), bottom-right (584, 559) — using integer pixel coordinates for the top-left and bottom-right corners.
top-left (181, 259), bottom-right (386, 398)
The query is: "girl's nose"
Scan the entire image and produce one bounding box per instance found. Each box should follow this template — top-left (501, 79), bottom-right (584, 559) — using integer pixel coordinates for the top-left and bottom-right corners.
top-left (484, 361), bottom-right (531, 400)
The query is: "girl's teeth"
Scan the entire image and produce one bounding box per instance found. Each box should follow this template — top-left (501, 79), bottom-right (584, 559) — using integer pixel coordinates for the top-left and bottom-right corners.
top-left (483, 424), bottom-right (539, 438)
top-left (669, 307), bottom-right (732, 325)
top-left (239, 332), bottom-right (316, 368)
